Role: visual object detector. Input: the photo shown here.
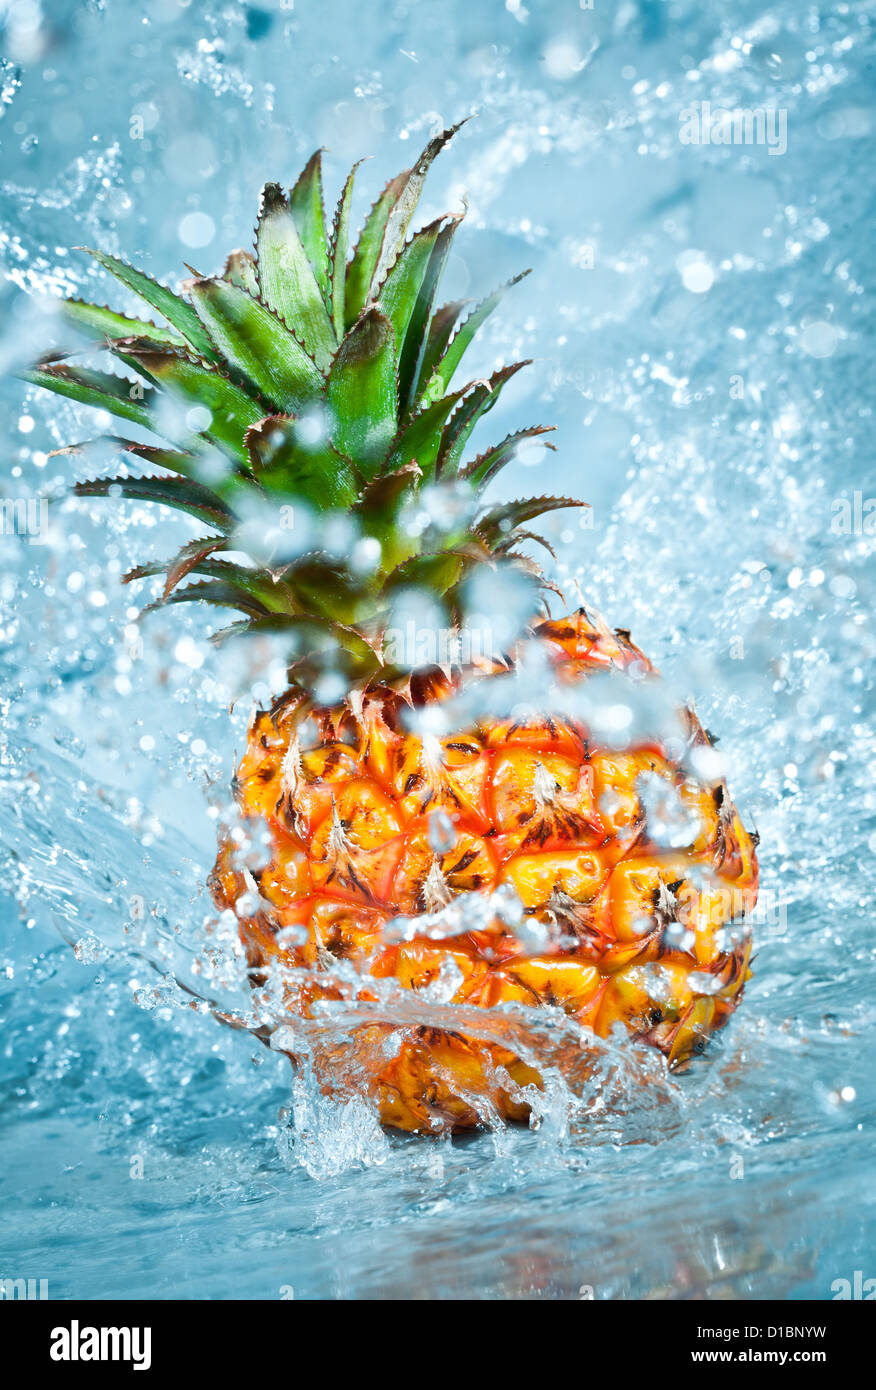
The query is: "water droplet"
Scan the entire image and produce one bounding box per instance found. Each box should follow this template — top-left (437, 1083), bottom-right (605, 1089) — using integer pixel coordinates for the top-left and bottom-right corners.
top-left (428, 809), bottom-right (457, 854)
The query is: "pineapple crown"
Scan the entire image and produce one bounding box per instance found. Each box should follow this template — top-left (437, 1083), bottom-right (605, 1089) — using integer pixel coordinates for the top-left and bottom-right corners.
top-left (22, 121), bottom-right (583, 689)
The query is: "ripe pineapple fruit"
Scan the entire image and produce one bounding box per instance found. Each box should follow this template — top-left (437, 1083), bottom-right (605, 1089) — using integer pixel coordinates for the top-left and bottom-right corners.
top-left (25, 125), bottom-right (758, 1133)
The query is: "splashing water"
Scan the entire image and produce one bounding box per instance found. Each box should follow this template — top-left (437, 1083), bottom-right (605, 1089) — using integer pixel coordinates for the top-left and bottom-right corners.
top-left (1, 0), bottom-right (874, 1299)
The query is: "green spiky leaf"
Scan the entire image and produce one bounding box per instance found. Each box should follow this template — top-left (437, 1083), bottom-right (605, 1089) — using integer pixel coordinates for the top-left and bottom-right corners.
top-left (418, 271), bottom-right (531, 407)
top-left (289, 150), bottom-right (330, 303)
top-left (462, 425), bottom-right (556, 490)
top-left (189, 278), bottom-right (324, 413)
top-left (328, 160), bottom-right (362, 339)
top-left (245, 415), bottom-right (359, 510)
top-left (54, 436), bottom-right (213, 485)
top-left (256, 184), bottom-right (336, 369)
top-left (379, 549), bottom-right (471, 599)
top-left (436, 362), bottom-right (529, 478)
top-left (74, 473), bottom-right (233, 531)
top-left (326, 307), bottom-right (397, 477)
top-left (345, 121), bottom-right (465, 326)
top-left (414, 298), bottom-right (468, 405)
top-left (79, 248), bottom-right (217, 361)
top-left (61, 299), bottom-right (185, 349)
top-left (152, 578), bottom-right (273, 620)
top-left (356, 462), bottom-right (421, 526)
top-left (355, 462), bottom-right (421, 571)
top-left (492, 528), bottom-right (557, 559)
top-left (476, 495), bottom-right (585, 545)
top-left (125, 536), bottom-right (229, 597)
top-left (380, 384), bottom-right (470, 480)
top-left (222, 249), bottom-right (259, 296)
top-left (377, 214), bottom-right (460, 414)
top-left (210, 613), bottom-right (379, 672)
top-left (20, 363), bottom-right (157, 431)
top-left (119, 342), bottom-right (264, 464)
top-left (21, 132), bottom-right (585, 691)
top-left (115, 439), bottom-right (215, 481)
top-left (279, 556), bottom-right (365, 626)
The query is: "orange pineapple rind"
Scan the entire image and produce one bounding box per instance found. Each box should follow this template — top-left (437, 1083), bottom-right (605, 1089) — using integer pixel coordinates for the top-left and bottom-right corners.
top-left (212, 611), bottom-right (759, 1132)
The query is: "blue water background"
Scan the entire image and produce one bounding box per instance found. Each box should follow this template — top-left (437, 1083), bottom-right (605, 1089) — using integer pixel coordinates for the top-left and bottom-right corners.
top-left (0, 0), bottom-right (874, 1298)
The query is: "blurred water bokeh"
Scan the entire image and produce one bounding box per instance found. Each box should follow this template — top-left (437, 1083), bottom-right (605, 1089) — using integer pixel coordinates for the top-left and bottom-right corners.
top-left (1, 0), bottom-right (874, 1299)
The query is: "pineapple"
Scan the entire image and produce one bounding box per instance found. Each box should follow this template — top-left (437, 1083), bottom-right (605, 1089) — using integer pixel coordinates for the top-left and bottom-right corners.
top-left (23, 125), bottom-right (758, 1133)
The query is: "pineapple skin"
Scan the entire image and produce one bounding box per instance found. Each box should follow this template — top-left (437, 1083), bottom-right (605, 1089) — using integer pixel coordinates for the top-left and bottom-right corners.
top-left (212, 608), bottom-right (758, 1133)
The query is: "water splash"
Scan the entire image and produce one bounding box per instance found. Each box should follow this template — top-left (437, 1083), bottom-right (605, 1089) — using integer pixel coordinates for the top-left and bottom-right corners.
top-left (1, 0), bottom-right (873, 1300)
